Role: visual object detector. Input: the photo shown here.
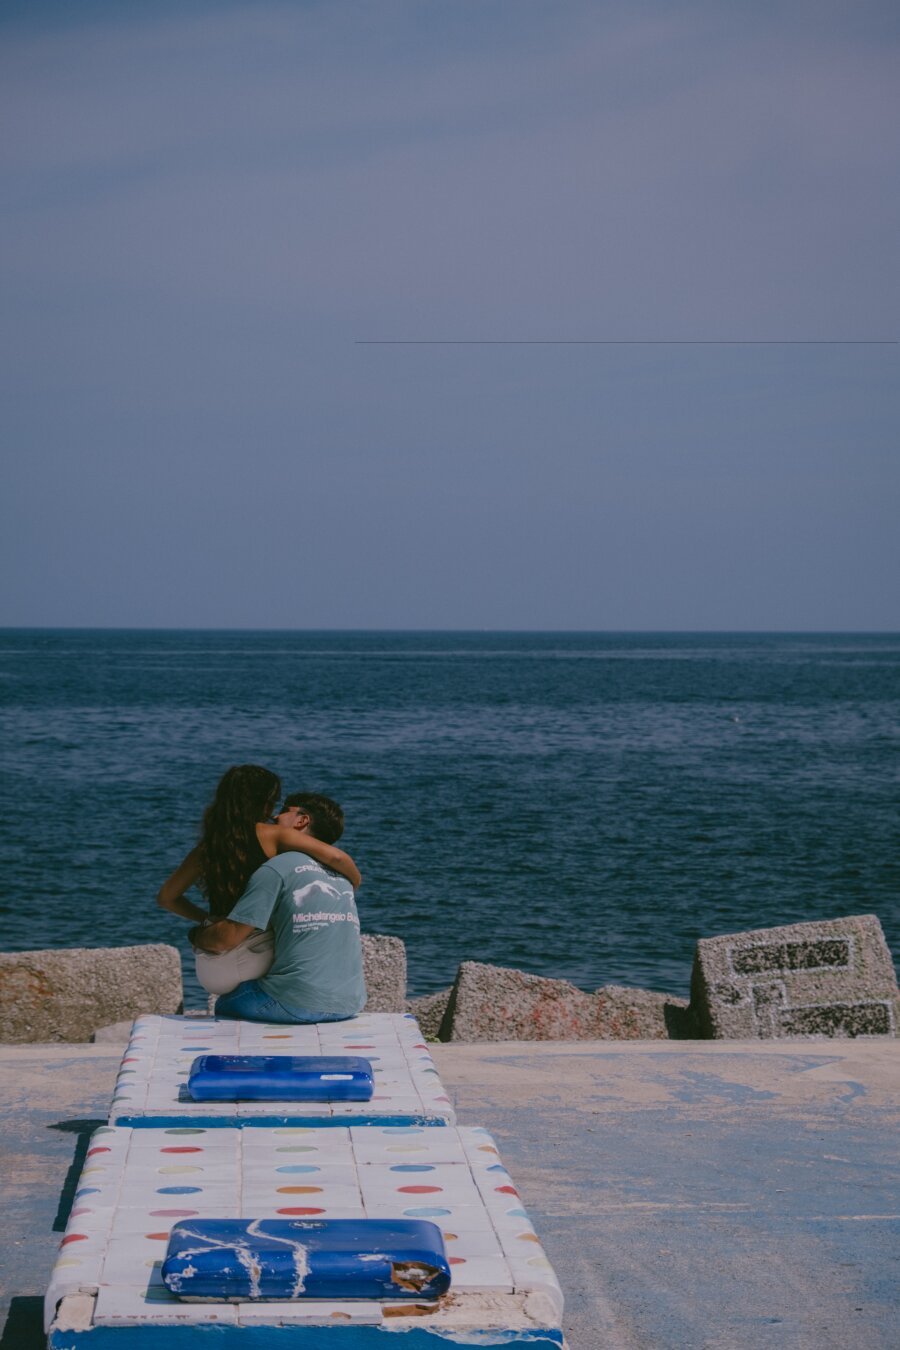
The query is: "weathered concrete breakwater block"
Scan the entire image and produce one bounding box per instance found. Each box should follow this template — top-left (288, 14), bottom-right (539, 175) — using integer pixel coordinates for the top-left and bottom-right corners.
top-left (408, 988), bottom-right (452, 1040)
top-left (359, 932), bottom-right (407, 1012)
top-left (45, 1124), bottom-right (564, 1346)
top-left (690, 914), bottom-right (900, 1038)
top-left (438, 961), bottom-right (689, 1041)
top-left (111, 1012), bottom-right (456, 1127)
top-left (0, 944), bottom-right (182, 1043)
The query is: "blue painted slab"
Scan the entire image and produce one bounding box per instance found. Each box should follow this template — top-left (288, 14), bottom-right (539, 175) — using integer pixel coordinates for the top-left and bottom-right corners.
top-left (162, 1218), bottom-right (450, 1301)
top-left (44, 1124), bottom-right (563, 1343)
top-left (109, 1013), bottom-right (456, 1127)
top-left (187, 1056), bottom-right (374, 1102)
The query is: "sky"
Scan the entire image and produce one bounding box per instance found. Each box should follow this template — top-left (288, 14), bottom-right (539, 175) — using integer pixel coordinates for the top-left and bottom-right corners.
top-left (1, 0), bottom-right (897, 630)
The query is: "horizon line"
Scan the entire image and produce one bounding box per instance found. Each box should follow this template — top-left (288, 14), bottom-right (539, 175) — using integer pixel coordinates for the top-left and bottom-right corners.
top-left (1, 625), bottom-right (897, 636)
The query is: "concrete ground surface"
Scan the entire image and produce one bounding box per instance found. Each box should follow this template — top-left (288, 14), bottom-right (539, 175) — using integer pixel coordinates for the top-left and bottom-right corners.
top-left (1, 1038), bottom-right (897, 1350)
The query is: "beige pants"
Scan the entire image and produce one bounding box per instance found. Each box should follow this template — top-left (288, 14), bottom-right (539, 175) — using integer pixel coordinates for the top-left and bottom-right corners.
top-left (194, 928), bottom-right (275, 995)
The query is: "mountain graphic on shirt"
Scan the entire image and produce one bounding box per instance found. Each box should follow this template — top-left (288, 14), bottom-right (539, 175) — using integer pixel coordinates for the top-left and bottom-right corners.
top-left (291, 879), bottom-right (344, 908)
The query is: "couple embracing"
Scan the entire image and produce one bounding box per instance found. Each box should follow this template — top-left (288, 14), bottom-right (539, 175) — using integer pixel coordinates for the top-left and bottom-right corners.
top-left (157, 765), bottom-right (365, 1025)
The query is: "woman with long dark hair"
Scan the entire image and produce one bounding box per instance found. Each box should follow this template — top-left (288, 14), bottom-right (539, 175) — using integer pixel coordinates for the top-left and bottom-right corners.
top-left (156, 764), bottom-right (361, 993)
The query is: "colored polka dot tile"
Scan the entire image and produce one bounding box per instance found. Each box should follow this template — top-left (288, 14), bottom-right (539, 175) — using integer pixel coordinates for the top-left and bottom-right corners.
top-left (108, 1013), bottom-right (455, 1127)
top-left (46, 1121), bottom-right (562, 1338)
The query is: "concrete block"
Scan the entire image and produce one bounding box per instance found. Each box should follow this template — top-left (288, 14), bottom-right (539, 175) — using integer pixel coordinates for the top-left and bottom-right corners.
top-left (595, 985), bottom-right (694, 1039)
top-left (690, 914), bottom-right (900, 1038)
top-left (0, 945), bottom-right (183, 1044)
top-left (408, 988), bottom-right (452, 1040)
top-left (91, 1020), bottom-right (134, 1044)
top-left (440, 962), bottom-right (598, 1041)
top-left (109, 1011), bottom-right (454, 1127)
top-left (439, 961), bottom-right (690, 1041)
top-left (46, 1124), bottom-right (564, 1344)
top-left (360, 932), bottom-right (407, 1012)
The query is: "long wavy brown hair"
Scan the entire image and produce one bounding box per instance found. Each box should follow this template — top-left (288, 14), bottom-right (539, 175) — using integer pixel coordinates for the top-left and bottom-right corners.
top-left (198, 764), bottom-right (281, 917)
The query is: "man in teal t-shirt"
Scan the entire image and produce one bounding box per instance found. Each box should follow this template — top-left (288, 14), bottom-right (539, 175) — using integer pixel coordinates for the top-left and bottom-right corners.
top-left (193, 796), bottom-right (366, 1024)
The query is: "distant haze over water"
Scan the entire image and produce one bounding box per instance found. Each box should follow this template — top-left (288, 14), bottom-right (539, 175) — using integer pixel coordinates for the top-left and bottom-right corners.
top-left (1, 630), bottom-right (897, 1007)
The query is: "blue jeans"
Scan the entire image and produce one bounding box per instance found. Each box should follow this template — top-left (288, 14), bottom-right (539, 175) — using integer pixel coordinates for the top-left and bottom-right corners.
top-left (213, 979), bottom-right (355, 1025)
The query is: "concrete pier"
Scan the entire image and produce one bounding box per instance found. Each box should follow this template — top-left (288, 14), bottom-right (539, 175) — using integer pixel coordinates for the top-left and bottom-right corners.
top-left (2, 1038), bottom-right (898, 1349)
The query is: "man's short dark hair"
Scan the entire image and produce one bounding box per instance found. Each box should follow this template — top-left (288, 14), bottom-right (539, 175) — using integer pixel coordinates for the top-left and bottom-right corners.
top-left (283, 792), bottom-right (345, 845)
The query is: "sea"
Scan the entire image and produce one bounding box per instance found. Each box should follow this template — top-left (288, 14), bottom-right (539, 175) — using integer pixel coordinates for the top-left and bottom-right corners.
top-left (1, 630), bottom-right (897, 1009)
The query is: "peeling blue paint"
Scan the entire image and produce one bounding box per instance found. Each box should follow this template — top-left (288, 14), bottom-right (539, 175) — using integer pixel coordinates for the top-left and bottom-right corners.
top-left (116, 1114), bottom-right (449, 1130)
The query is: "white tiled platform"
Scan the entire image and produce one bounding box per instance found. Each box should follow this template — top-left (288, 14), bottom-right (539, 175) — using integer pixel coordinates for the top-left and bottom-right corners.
top-left (110, 1013), bottom-right (455, 1127)
top-left (45, 1124), bottom-right (564, 1345)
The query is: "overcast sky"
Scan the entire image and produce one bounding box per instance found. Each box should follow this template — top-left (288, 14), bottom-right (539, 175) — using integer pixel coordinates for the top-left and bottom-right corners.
top-left (1, 0), bottom-right (897, 629)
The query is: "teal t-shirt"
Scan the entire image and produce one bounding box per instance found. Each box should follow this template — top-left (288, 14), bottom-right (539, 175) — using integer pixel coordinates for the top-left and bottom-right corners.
top-left (228, 852), bottom-right (366, 1016)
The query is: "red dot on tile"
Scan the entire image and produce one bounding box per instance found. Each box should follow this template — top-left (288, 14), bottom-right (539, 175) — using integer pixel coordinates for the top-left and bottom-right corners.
top-left (397, 1185), bottom-right (442, 1194)
top-left (276, 1186), bottom-right (323, 1194)
top-left (61, 1234), bottom-right (89, 1246)
top-left (86, 1147), bottom-right (112, 1158)
top-left (413, 1043), bottom-right (427, 1049)
top-left (145, 1232), bottom-right (171, 1240)
top-left (435, 1096), bottom-right (451, 1103)
top-left (263, 1034), bottom-right (292, 1039)
top-left (496, 1185), bottom-right (518, 1195)
top-left (160, 1147), bottom-right (203, 1154)
top-left (449, 1257), bottom-right (467, 1265)
top-left (276, 1207), bottom-right (325, 1215)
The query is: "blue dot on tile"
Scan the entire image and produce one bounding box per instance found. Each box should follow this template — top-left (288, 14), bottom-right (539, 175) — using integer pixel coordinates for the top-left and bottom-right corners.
top-left (276, 1165), bottom-right (320, 1174)
top-left (75, 1187), bottom-right (101, 1198)
top-left (390, 1164), bottom-right (435, 1173)
top-left (156, 1186), bottom-right (203, 1194)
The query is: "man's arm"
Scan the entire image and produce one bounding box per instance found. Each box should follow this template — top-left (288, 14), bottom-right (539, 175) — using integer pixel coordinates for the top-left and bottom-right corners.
top-left (268, 826), bottom-right (362, 889)
top-left (190, 918), bottom-right (258, 954)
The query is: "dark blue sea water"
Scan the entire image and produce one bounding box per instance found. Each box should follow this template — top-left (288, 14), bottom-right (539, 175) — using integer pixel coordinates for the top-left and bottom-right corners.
top-left (1, 630), bottom-right (897, 1008)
